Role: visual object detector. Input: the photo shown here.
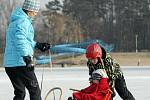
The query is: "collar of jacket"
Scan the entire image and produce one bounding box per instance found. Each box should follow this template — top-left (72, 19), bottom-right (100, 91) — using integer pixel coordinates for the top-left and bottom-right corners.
top-left (88, 61), bottom-right (105, 70)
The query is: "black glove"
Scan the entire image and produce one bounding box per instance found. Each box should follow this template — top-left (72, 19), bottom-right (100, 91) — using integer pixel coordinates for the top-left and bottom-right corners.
top-left (23, 56), bottom-right (34, 71)
top-left (35, 42), bottom-right (51, 52)
top-left (89, 77), bottom-right (93, 83)
top-left (92, 73), bottom-right (102, 80)
top-left (68, 97), bottom-right (76, 100)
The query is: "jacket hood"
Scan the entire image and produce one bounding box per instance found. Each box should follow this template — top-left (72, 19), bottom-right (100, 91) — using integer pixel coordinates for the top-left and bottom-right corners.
top-left (9, 7), bottom-right (30, 22)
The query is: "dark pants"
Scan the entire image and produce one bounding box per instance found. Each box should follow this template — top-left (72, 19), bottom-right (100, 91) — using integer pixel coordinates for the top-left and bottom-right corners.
top-left (115, 76), bottom-right (135, 100)
top-left (5, 67), bottom-right (42, 100)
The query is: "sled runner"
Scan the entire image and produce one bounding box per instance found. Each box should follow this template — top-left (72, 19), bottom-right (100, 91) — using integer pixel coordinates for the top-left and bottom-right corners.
top-left (44, 87), bottom-right (62, 100)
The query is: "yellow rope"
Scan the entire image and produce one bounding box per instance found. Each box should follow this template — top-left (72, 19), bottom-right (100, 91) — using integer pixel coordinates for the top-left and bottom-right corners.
top-left (104, 89), bottom-right (112, 100)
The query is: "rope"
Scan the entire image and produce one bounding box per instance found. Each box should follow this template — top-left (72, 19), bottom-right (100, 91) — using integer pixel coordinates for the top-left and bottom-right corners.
top-left (41, 49), bottom-right (52, 92)
top-left (40, 65), bottom-right (44, 92)
top-left (69, 88), bottom-right (80, 92)
top-left (104, 89), bottom-right (113, 100)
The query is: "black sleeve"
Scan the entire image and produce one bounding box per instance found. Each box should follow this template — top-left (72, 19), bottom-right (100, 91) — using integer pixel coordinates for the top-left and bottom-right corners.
top-left (115, 76), bottom-right (135, 100)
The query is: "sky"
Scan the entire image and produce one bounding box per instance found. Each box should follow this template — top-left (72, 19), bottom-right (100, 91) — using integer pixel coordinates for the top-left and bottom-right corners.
top-left (42, 0), bottom-right (63, 9)
top-left (21, 0), bottom-right (63, 9)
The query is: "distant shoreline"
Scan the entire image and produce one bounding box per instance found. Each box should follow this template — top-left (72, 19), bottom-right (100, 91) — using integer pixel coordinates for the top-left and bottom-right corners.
top-left (0, 52), bottom-right (150, 67)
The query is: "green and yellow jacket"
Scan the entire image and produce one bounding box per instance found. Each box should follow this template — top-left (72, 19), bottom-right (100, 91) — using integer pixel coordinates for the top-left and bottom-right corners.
top-left (87, 54), bottom-right (123, 88)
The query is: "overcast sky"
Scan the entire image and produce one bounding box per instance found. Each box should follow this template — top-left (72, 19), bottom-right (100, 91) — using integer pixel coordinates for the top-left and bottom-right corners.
top-left (41, 0), bottom-right (63, 8)
top-left (41, 0), bottom-right (52, 8)
top-left (14, 0), bottom-right (63, 10)
top-left (21, 0), bottom-right (63, 9)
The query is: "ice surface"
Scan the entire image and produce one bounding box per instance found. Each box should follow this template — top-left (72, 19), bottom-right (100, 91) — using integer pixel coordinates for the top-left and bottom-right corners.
top-left (0, 66), bottom-right (150, 100)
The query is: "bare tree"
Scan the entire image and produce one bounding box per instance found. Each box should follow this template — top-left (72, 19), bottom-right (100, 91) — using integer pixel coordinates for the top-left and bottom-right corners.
top-left (40, 0), bottom-right (83, 45)
top-left (0, 0), bottom-right (20, 51)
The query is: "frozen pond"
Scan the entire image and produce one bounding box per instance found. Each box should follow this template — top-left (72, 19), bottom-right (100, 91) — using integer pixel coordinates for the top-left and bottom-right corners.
top-left (0, 66), bottom-right (150, 100)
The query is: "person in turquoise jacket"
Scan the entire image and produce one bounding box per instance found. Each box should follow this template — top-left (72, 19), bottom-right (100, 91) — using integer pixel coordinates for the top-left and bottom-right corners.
top-left (3, 0), bottom-right (50, 100)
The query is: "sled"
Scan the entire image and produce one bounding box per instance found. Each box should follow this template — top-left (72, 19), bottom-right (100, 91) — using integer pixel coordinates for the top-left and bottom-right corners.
top-left (44, 87), bottom-right (112, 100)
top-left (44, 87), bottom-right (62, 100)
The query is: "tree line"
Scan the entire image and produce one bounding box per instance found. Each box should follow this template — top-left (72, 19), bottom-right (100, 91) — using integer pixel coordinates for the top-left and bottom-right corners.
top-left (62, 0), bottom-right (150, 52)
top-left (0, 0), bottom-right (150, 52)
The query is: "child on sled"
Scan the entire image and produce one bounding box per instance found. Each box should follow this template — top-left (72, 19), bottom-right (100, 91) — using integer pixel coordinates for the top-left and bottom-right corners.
top-left (68, 43), bottom-right (112, 100)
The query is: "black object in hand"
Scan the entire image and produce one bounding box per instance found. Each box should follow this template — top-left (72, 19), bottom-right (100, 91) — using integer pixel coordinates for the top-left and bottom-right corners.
top-left (23, 56), bottom-right (34, 71)
top-left (35, 42), bottom-right (51, 52)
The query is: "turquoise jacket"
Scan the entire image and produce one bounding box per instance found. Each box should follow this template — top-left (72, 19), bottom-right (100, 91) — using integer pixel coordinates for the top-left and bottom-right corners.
top-left (4, 7), bottom-right (36, 67)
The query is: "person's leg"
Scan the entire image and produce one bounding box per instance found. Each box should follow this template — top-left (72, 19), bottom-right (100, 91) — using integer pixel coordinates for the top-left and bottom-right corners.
top-left (115, 76), bottom-right (135, 100)
top-left (5, 67), bottom-right (26, 100)
top-left (22, 68), bottom-right (42, 100)
top-left (110, 87), bottom-right (116, 100)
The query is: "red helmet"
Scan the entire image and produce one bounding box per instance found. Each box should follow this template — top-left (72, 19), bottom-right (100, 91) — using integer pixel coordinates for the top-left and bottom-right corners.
top-left (86, 43), bottom-right (102, 59)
